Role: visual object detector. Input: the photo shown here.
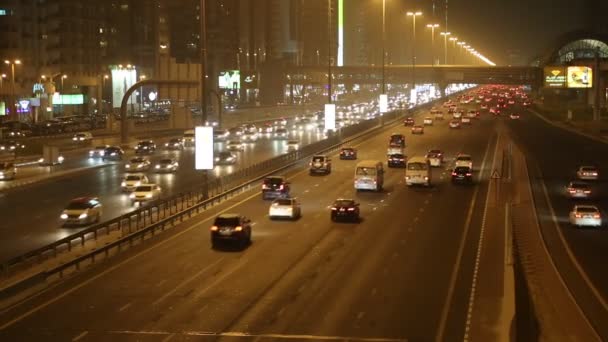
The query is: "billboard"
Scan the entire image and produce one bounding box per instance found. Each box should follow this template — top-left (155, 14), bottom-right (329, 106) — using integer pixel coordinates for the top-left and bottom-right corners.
top-left (195, 126), bottom-right (214, 170)
top-left (111, 68), bottom-right (137, 108)
top-left (379, 94), bottom-right (388, 113)
top-left (567, 66), bottom-right (592, 88)
top-left (324, 104), bottom-right (336, 131)
top-left (219, 70), bottom-right (240, 89)
top-left (544, 67), bottom-right (566, 88)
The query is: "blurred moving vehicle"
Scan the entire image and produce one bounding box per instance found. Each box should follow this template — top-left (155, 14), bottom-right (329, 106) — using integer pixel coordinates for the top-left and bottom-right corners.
top-left (269, 198), bottom-right (301, 220)
top-left (576, 166), bottom-right (599, 180)
top-left (102, 146), bottom-right (124, 160)
top-left (330, 199), bottom-right (360, 222)
top-left (354, 160), bottom-right (384, 191)
top-left (426, 149), bottom-right (443, 167)
top-left (405, 156), bottom-right (431, 186)
top-left (569, 205), bottom-right (602, 227)
top-left (451, 166), bottom-right (473, 184)
top-left (183, 129), bottom-right (196, 146)
top-left (387, 153), bottom-right (406, 168)
top-left (72, 132), bottom-right (93, 142)
top-left (449, 120), bottom-right (461, 129)
top-left (121, 173), bottom-right (149, 192)
top-left (309, 155), bottom-right (332, 175)
top-left (215, 151), bottom-right (237, 165)
top-left (566, 181), bottom-right (592, 199)
top-left (411, 125), bottom-right (424, 134)
top-left (339, 147), bottom-right (358, 160)
top-left (286, 140), bottom-right (299, 151)
top-left (0, 140), bottom-right (25, 151)
top-left (130, 184), bottom-right (162, 204)
top-left (227, 140), bottom-right (245, 151)
top-left (0, 162), bottom-right (17, 180)
top-left (154, 158), bottom-right (179, 173)
top-left (89, 145), bottom-right (110, 158)
top-left (125, 157), bottom-right (151, 172)
top-left (135, 140), bottom-right (156, 154)
top-left (210, 214), bottom-right (252, 248)
top-left (60, 197), bottom-right (103, 226)
top-left (389, 133), bottom-right (406, 148)
top-left (403, 117), bottom-right (415, 126)
top-left (262, 176), bottom-right (290, 200)
top-left (165, 138), bottom-right (184, 150)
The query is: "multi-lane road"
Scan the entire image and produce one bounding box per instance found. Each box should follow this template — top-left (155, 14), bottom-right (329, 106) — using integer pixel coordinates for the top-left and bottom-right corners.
top-left (0, 98), bottom-right (501, 341)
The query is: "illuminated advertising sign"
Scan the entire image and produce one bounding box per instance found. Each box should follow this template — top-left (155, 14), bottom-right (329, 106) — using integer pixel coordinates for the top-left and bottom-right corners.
top-left (111, 68), bottom-right (137, 108)
top-left (567, 66), bottom-right (592, 88)
top-left (241, 72), bottom-right (258, 89)
top-left (219, 70), bottom-right (240, 89)
top-left (52, 93), bottom-right (85, 105)
top-left (410, 89), bottom-right (417, 104)
top-left (195, 126), bottom-right (214, 170)
top-left (544, 67), bottom-right (566, 88)
top-left (379, 94), bottom-right (388, 113)
top-left (324, 104), bottom-right (336, 131)
top-left (337, 0), bottom-right (344, 66)
top-left (0, 102), bottom-right (6, 115)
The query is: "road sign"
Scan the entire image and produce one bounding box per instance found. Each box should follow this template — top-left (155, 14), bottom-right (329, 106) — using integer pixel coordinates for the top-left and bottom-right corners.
top-left (491, 169), bottom-right (501, 179)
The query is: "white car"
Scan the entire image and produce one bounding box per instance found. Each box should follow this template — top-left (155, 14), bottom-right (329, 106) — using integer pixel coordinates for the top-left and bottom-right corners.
top-left (455, 154), bottom-right (473, 170)
top-left (213, 129), bottom-right (230, 141)
top-left (286, 140), bottom-right (299, 151)
top-left (411, 125), bottom-right (424, 134)
top-left (426, 149), bottom-right (444, 167)
top-left (242, 131), bottom-right (258, 142)
top-left (566, 181), bottom-right (591, 199)
top-left (576, 166), bottom-right (599, 180)
top-left (273, 128), bottom-right (289, 140)
top-left (121, 173), bottom-right (149, 192)
top-left (227, 140), bottom-right (245, 151)
top-left (154, 158), bottom-right (179, 173)
top-left (449, 120), bottom-right (461, 129)
top-left (269, 198), bottom-right (301, 220)
top-left (60, 197), bottom-right (103, 226)
top-left (215, 151), bottom-right (237, 165)
top-left (89, 145), bottom-right (110, 158)
top-left (453, 111), bottom-right (463, 119)
top-left (125, 157), bottom-right (151, 172)
top-left (423, 117), bottom-right (434, 126)
top-left (461, 117), bottom-right (471, 124)
top-left (72, 132), bottom-right (93, 142)
top-left (569, 205), bottom-right (602, 227)
top-left (509, 113), bottom-right (520, 120)
top-left (130, 184), bottom-right (162, 204)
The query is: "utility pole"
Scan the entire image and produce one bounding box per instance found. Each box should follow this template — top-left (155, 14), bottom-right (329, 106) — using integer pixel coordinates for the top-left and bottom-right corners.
top-left (200, 0), bottom-right (209, 199)
top-left (327, 0), bottom-right (332, 104)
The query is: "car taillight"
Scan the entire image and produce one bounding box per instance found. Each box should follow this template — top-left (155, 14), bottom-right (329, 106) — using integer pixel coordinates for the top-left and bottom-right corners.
top-left (262, 184), bottom-right (269, 190)
top-left (347, 207), bottom-right (355, 211)
top-left (568, 189), bottom-right (576, 193)
top-left (575, 213), bottom-right (582, 218)
top-left (451, 172), bottom-right (457, 176)
top-left (466, 173), bottom-right (472, 176)
top-left (593, 214), bottom-right (601, 219)
top-left (210, 226), bottom-right (218, 231)
top-left (584, 190), bottom-right (591, 194)
top-left (234, 226), bottom-right (243, 231)
top-left (331, 207), bottom-right (337, 211)
top-left (279, 184), bottom-right (284, 190)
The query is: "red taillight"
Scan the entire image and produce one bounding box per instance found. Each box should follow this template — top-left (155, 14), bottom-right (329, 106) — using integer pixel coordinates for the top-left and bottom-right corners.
top-left (466, 173), bottom-right (472, 176)
top-left (279, 184), bottom-right (284, 190)
top-left (234, 226), bottom-right (243, 231)
top-left (568, 189), bottom-right (576, 193)
top-left (451, 172), bottom-right (457, 176)
top-left (331, 207), bottom-right (337, 211)
top-left (575, 213), bottom-right (582, 218)
top-left (347, 207), bottom-right (355, 211)
top-left (262, 184), bottom-right (269, 190)
top-left (210, 225), bottom-right (218, 231)
top-left (594, 214), bottom-right (601, 219)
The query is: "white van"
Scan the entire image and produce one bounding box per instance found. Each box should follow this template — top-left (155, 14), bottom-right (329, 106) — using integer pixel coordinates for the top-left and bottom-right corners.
top-left (354, 160), bottom-right (384, 191)
top-left (183, 129), bottom-right (195, 146)
top-left (405, 156), bottom-right (431, 186)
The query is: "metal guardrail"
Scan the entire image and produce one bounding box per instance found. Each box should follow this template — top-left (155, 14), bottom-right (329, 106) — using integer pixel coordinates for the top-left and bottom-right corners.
top-left (0, 94), bottom-right (453, 300)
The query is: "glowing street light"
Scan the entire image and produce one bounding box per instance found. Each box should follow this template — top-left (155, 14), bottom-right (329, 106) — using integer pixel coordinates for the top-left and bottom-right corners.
top-left (439, 32), bottom-right (451, 65)
top-left (426, 24), bottom-right (440, 66)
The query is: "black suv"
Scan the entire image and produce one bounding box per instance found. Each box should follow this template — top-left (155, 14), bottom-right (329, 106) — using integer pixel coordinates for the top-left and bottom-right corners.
top-left (309, 155), bottom-right (331, 175)
top-left (262, 176), bottom-right (290, 200)
top-left (387, 153), bottom-right (406, 168)
top-left (135, 140), bottom-right (156, 154)
top-left (330, 199), bottom-right (360, 222)
top-left (102, 146), bottom-right (124, 160)
top-left (339, 147), bottom-right (357, 160)
top-left (451, 166), bottom-right (473, 184)
top-left (210, 214), bottom-right (252, 248)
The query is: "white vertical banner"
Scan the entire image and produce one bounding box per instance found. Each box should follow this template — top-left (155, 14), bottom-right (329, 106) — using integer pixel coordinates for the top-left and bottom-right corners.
top-left (324, 104), bottom-right (336, 131)
top-left (379, 94), bottom-right (388, 113)
top-left (410, 89), bottom-right (417, 104)
top-left (195, 126), bottom-right (214, 170)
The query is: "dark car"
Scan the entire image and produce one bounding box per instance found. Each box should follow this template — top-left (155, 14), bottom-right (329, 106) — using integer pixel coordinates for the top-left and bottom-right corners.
top-left (330, 199), bottom-right (360, 222)
top-left (262, 176), bottom-right (290, 200)
top-left (389, 134), bottom-right (406, 148)
top-left (215, 151), bottom-right (237, 165)
top-left (0, 140), bottom-right (25, 152)
top-left (387, 153), bottom-right (406, 168)
top-left (135, 140), bottom-right (156, 154)
top-left (102, 146), bottom-right (124, 160)
top-left (210, 213), bottom-right (252, 248)
top-left (309, 155), bottom-right (332, 175)
top-left (339, 147), bottom-right (357, 160)
top-left (403, 117), bottom-right (415, 126)
top-left (164, 138), bottom-right (184, 150)
top-left (451, 166), bottom-right (473, 184)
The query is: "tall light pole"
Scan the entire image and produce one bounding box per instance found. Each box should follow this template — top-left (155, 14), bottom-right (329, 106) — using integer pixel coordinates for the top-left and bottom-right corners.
top-left (381, 0), bottom-right (386, 95)
top-left (407, 11), bottom-right (422, 105)
top-left (139, 75), bottom-right (146, 111)
top-left (60, 74), bottom-right (67, 115)
top-left (449, 37), bottom-right (458, 64)
top-left (457, 41), bottom-right (465, 65)
top-left (439, 31), bottom-right (451, 65)
top-left (4, 59), bottom-right (21, 119)
top-left (327, 0), bottom-right (332, 104)
top-left (199, 0), bottom-right (209, 200)
top-left (426, 23), bottom-right (440, 66)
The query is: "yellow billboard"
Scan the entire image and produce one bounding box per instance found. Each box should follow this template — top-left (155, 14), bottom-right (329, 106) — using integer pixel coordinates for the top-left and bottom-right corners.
top-left (567, 66), bottom-right (592, 88)
top-left (544, 67), bottom-right (566, 88)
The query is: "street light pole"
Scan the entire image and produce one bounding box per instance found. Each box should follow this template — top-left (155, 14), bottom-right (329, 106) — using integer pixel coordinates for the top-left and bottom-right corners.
top-left (199, 0), bottom-right (209, 200)
top-left (449, 37), bottom-right (458, 64)
top-left (426, 24), bottom-right (439, 66)
top-left (327, 0), bottom-right (332, 104)
top-left (381, 0), bottom-right (386, 95)
top-left (407, 11), bottom-right (422, 105)
top-left (440, 32), bottom-right (451, 65)
top-left (4, 59), bottom-right (21, 119)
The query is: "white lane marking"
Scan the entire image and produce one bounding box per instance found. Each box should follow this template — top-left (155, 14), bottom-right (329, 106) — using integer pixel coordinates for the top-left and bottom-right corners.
top-left (152, 257), bottom-right (224, 306)
top-left (72, 331), bottom-right (89, 341)
top-left (435, 131), bottom-right (495, 342)
top-left (156, 279), bottom-right (168, 287)
top-left (357, 311), bottom-right (365, 320)
top-left (161, 334), bottom-right (176, 342)
top-left (118, 302), bottom-right (132, 312)
top-left (463, 133), bottom-right (500, 342)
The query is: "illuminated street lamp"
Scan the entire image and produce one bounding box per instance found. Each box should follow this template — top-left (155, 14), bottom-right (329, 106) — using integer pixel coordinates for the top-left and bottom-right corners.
top-left (60, 74), bottom-right (67, 92)
top-left (4, 59), bottom-right (21, 118)
top-left (449, 37), bottom-right (458, 64)
top-left (406, 11), bottom-right (422, 104)
top-left (439, 32), bottom-right (451, 65)
top-left (457, 41), bottom-right (466, 64)
top-left (426, 23), bottom-right (440, 66)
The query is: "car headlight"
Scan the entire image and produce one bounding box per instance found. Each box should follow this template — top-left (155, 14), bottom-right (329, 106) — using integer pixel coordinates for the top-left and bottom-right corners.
top-left (215, 158), bottom-right (219, 161)
top-left (126, 165), bottom-right (131, 168)
top-left (72, 137), bottom-right (77, 141)
top-left (145, 193), bottom-right (153, 198)
top-left (129, 193), bottom-right (135, 198)
top-left (137, 164), bottom-right (143, 168)
top-left (38, 158), bottom-right (44, 163)
top-left (111, 152), bottom-right (117, 156)
top-left (121, 181), bottom-right (127, 186)
top-left (78, 213), bottom-right (88, 219)
top-left (89, 151), bottom-right (94, 156)
top-left (60, 213), bottom-right (68, 219)
top-left (155, 165), bottom-right (160, 169)
top-left (58, 156), bottom-right (65, 163)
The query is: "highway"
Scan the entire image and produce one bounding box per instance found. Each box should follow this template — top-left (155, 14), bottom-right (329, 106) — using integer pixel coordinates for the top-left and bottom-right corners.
top-left (0, 101), bottom-right (500, 341)
top-left (506, 109), bottom-right (608, 336)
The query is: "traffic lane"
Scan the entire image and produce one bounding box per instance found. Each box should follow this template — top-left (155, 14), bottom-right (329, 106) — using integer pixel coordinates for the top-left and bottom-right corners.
top-left (506, 112), bottom-right (608, 306)
top-left (0, 125), bottom-right (332, 261)
top-left (0, 112), bottom-right (497, 340)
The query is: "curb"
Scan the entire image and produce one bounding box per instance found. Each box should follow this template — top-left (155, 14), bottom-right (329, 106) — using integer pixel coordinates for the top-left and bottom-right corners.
top-left (528, 108), bottom-right (608, 145)
top-left (0, 163), bottom-right (112, 192)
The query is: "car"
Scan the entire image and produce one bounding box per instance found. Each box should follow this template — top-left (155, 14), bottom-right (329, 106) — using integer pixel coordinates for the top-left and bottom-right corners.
top-left (569, 205), bottom-right (602, 227)
top-left (228, 127), bottom-right (244, 137)
top-left (242, 131), bottom-right (258, 142)
top-left (461, 117), bottom-right (471, 125)
top-left (426, 149), bottom-right (444, 167)
top-left (467, 110), bottom-right (479, 118)
top-left (215, 151), bottom-right (237, 165)
top-left (226, 140), bottom-right (244, 151)
top-left (274, 118), bottom-right (288, 126)
top-left (330, 199), bottom-right (360, 222)
top-left (423, 117), bottom-right (434, 126)
top-left (309, 155), bottom-right (331, 175)
top-left (0, 162), bottom-right (17, 180)
top-left (403, 117), bottom-right (415, 126)
top-left (449, 120), bottom-right (461, 129)
top-left (508, 99), bottom-right (516, 105)
top-left (490, 107), bottom-right (501, 115)
top-left (135, 140), bottom-right (156, 154)
top-left (452, 111), bottom-right (462, 119)
top-left (523, 101), bottom-right (532, 107)
top-left (262, 176), bottom-right (290, 200)
top-left (0, 140), bottom-right (25, 151)
top-left (102, 146), bottom-right (124, 160)
top-left (183, 129), bottom-right (196, 146)
top-left (432, 110), bottom-right (444, 120)
top-left (213, 129), bottom-right (230, 141)
top-left (260, 123), bottom-right (274, 134)
top-left (411, 125), bottom-right (424, 134)
top-left (387, 153), bottom-right (406, 168)
top-left (60, 197), bottom-right (103, 226)
top-left (242, 123), bottom-right (258, 134)
top-left (89, 145), bottom-right (110, 158)
top-left (566, 181), bottom-right (592, 199)
top-left (5, 129), bottom-right (29, 138)
top-left (339, 147), bottom-right (357, 160)
top-left (210, 213), bottom-right (252, 248)
top-left (481, 104), bottom-right (488, 110)
top-left (455, 154), bottom-right (473, 169)
top-left (286, 140), bottom-right (299, 151)
top-left (576, 166), bottom-right (599, 180)
top-left (389, 133), bottom-right (406, 148)
top-left (130, 184), bottom-right (162, 204)
top-left (452, 166), bottom-right (473, 184)
top-left (269, 198), bottom-right (301, 220)
top-left (125, 157), bottom-right (151, 172)
top-left (273, 128), bottom-right (289, 139)
top-left (154, 158), bottom-right (179, 173)
top-left (164, 138), bottom-right (184, 150)
top-left (121, 173), bottom-right (149, 192)
top-left (72, 132), bottom-right (93, 142)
